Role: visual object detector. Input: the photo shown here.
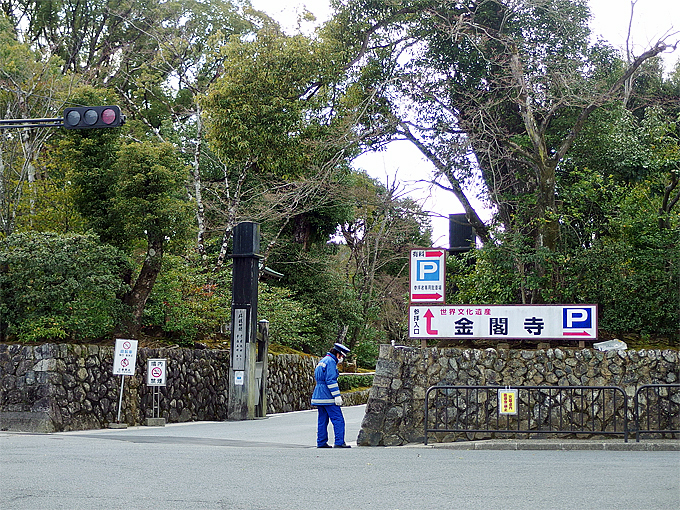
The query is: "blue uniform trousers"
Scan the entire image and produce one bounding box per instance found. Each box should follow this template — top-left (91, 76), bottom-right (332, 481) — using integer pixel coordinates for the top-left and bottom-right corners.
top-left (316, 405), bottom-right (345, 446)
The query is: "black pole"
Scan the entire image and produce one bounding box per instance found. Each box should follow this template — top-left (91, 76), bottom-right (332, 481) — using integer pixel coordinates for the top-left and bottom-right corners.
top-left (228, 222), bottom-right (263, 420)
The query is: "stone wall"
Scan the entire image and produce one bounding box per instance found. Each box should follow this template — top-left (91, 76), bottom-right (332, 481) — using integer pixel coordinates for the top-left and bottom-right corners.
top-left (0, 344), bottom-right (332, 432)
top-left (0, 344), bottom-right (233, 432)
top-left (266, 353), bottom-right (317, 414)
top-left (358, 345), bottom-right (680, 446)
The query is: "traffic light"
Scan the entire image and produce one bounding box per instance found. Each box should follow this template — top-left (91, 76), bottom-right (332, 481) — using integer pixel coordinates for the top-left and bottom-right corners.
top-left (63, 105), bottom-right (125, 129)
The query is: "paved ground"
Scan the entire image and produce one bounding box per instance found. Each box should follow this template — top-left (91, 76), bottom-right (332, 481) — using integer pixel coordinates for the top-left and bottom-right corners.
top-left (1, 405), bottom-right (678, 509)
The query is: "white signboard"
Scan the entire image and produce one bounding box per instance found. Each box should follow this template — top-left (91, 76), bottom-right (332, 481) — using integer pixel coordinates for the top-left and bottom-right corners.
top-left (113, 338), bottom-right (138, 375)
top-left (231, 308), bottom-right (248, 371)
top-left (234, 371), bottom-right (244, 386)
top-left (146, 359), bottom-right (167, 386)
top-left (410, 249), bottom-right (446, 303)
top-left (409, 305), bottom-right (598, 340)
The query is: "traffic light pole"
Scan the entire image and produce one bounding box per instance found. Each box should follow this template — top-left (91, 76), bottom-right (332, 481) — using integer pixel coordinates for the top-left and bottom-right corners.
top-left (0, 106), bottom-right (124, 131)
top-left (0, 117), bottom-right (64, 129)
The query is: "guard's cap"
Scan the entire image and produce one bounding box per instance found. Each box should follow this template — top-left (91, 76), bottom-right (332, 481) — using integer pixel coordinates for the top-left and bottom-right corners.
top-left (333, 343), bottom-right (350, 355)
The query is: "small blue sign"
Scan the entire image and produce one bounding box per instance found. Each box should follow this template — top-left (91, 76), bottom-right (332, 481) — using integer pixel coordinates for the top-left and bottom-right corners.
top-left (417, 260), bottom-right (440, 281)
top-left (563, 308), bottom-right (592, 329)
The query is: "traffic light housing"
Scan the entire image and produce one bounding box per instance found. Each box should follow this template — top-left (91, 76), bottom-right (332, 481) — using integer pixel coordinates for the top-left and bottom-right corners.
top-left (63, 105), bottom-right (125, 129)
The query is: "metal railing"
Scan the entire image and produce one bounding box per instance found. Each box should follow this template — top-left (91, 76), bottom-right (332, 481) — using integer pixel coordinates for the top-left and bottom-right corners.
top-left (634, 384), bottom-right (680, 442)
top-left (424, 385), bottom-right (630, 444)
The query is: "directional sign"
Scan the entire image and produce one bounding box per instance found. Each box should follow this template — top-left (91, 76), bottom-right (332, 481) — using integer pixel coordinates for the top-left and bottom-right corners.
top-left (410, 249), bottom-right (446, 303)
top-left (409, 305), bottom-right (598, 340)
top-left (113, 338), bottom-right (138, 375)
top-left (146, 359), bottom-right (167, 386)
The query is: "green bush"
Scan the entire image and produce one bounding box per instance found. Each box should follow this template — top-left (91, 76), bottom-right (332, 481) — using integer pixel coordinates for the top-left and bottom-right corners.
top-left (258, 283), bottom-right (322, 353)
top-left (143, 255), bottom-right (230, 343)
top-left (0, 232), bottom-right (131, 342)
top-left (338, 374), bottom-right (374, 392)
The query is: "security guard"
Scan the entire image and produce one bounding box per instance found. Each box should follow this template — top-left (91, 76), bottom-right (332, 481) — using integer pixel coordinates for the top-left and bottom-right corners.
top-left (311, 343), bottom-right (351, 448)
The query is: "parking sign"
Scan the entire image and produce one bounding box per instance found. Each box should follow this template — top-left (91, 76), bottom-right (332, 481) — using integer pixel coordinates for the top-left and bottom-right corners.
top-left (409, 304), bottom-right (598, 340)
top-left (410, 249), bottom-right (446, 303)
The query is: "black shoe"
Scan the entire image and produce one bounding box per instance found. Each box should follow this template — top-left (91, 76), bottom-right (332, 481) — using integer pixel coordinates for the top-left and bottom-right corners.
top-left (334, 443), bottom-right (351, 448)
top-left (317, 444), bottom-right (332, 448)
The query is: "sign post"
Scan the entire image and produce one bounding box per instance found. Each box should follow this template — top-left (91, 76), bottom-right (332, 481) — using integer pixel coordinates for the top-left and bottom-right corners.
top-left (227, 222), bottom-right (269, 421)
top-left (146, 359), bottom-right (167, 426)
top-left (410, 248), bottom-right (446, 347)
top-left (111, 338), bottom-right (138, 428)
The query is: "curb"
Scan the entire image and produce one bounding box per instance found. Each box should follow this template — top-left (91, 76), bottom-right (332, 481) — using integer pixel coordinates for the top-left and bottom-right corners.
top-left (421, 439), bottom-right (680, 451)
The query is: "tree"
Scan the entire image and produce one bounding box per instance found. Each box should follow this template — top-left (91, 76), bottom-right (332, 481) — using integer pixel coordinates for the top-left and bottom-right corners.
top-left (201, 19), bottom-right (367, 267)
top-left (337, 171), bottom-right (431, 346)
top-left (328, 0), bottom-right (677, 303)
top-left (2, 1), bottom-right (255, 260)
top-left (447, 91), bottom-right (680, 339)
top-left (0, 14), bottom-right (72, 237)
top-left (66, 118), bottom-right (192, 337)
top-left (114, 142), bottom-right (193, 336)
top-left (105, 0), bottom-right (254, 260)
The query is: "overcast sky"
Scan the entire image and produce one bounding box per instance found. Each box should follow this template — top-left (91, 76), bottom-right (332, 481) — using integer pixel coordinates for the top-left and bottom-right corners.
top-left (248, 0), bottom-right (680, 246)
top-left (250, 0), bottom-right (679, 64)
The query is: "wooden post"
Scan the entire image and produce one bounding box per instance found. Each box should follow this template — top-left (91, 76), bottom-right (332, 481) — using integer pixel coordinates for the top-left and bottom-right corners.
top-left (227, 222), bottom-right (262, 421)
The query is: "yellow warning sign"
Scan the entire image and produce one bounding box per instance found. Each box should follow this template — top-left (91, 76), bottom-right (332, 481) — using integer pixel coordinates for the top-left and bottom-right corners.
top-left (499, 389), bottom-right (518, 415)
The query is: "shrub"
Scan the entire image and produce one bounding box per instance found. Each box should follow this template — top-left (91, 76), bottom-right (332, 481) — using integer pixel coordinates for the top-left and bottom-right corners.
top-left (0, 232), bottom-right (131, 342)
top-left (143, 255), bottom-right (230, 344)
top-left (338, 374), bottom-right (374, 392)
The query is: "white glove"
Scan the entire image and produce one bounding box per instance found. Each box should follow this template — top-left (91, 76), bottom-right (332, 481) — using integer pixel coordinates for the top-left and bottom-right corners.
top-left (334, 396), bottom-right (343, 406)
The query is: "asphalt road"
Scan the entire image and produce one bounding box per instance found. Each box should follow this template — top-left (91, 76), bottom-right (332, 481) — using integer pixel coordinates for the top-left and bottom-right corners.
top-left (1, 405), bottom-right (678, 510)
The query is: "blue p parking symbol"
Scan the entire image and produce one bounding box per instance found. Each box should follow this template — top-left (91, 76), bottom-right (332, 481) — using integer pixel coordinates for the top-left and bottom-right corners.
top-left (417, 260), bottom-right (440, 281)
top-left (563, 308), bottom-right (592, 329)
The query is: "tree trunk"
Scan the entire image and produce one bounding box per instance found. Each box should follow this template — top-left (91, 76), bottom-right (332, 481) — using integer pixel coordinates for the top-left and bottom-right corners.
top-left (120, 230), bottom-right (164, 338)
top-left (192, 104), bottom-right (206, 257)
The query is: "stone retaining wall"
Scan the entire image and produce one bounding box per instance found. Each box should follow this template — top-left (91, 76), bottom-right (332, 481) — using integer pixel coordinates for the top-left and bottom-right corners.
top-left (0, 344), bottom-right (234, 432)
top-left (266, 353), bottom-right (317, 414)
top-left (0, 344), bottom-right (354, 432)
top-left (357, 345), bottom-right (680, 446)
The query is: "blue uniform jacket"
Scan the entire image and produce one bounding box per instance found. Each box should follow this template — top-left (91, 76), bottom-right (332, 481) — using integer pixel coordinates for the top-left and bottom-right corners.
top-left (311, 352), bottom-right (341, 406)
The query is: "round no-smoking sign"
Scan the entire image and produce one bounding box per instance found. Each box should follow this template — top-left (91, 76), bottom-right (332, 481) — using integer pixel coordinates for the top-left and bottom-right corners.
top-left (147, 359), bottom-right (167, 386)
top-left (113, 338), bottom-right (138, 376)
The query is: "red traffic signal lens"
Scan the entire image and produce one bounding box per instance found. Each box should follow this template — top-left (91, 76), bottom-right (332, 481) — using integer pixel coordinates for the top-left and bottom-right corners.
top-left (101, 108), bottom-right (117, 125)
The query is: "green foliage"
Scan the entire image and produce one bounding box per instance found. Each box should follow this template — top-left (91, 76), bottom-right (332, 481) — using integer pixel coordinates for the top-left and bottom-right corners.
top-left (113, 141), bottom-right (193, 244)
top-left (0, 15), bottom-right (73, 237)
top-left (349, 340), bottom-right (380, 370)
top-left (143, 256), bottom-right (230, 344)
top-left (560, 182), bottom-right (679, 337)
top-left (258, 283), bottom-right (322, 353)
top-left (0, 232), bottom-right (131, 342)
top-left (3, 0), bottom-right (676, 360)
top-left (267, 242), bottom-right (365, 355)
top-left (448, 176), bottom-right (679, 339)
top-left (338, 374), bottom-right (374, 392)
top-left (202, 25), bottom-right (346, 179)
top-left (70, 134), bottom-right (192, 251)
